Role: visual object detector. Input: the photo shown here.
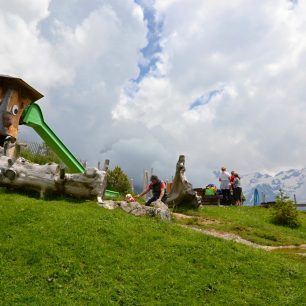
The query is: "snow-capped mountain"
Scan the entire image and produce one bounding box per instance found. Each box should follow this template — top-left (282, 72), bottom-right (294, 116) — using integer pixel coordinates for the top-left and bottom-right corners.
top-left (241, 168), bottom-right (306, 205)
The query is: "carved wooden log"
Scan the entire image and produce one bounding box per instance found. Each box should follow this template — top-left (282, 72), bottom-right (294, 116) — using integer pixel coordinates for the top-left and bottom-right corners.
top-left (0, 156), bottom-right (108, 200)
top-left (167, 155), bottom-right (199, 208)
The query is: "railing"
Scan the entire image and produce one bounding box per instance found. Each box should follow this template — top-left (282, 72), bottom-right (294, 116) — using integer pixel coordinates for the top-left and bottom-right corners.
top-left (19, 140), bottom-right (49, 155)
top-left (19, 139), bottom-right (86, 167)
top-left (296, 203), bottom-right (306, 208)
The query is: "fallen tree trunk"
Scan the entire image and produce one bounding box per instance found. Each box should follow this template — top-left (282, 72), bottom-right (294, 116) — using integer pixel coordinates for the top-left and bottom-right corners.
top-left (0, 155), bottom-right (108, 200)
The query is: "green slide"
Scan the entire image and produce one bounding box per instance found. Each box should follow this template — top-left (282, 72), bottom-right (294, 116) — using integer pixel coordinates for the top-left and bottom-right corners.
top-left (22, 103), bottom-right (85, 173)
top-left (22, 103), bottom-right (120, 198)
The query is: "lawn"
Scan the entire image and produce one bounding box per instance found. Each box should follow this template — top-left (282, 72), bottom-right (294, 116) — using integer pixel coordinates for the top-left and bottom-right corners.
top-left (173, 205), bottom-right (306, 246)
top-left (1, 192), bottom-right (306, 305)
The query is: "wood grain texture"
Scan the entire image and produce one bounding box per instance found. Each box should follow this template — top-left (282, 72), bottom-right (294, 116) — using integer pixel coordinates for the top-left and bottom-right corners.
top-left (0, 156), bottom-right (108, 200)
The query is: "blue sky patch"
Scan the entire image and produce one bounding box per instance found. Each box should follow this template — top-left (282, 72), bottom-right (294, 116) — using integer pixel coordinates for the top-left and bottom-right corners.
top-left (134, 0), bottom-right (163, 82)
top-left (189, 88), bottom-right (224, 110)
top-left (288, 0), bottom-right (298, 9)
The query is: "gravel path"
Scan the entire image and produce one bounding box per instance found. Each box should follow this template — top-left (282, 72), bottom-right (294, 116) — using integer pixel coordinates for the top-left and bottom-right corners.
top-left (173, 213), bottom-right (306, 252)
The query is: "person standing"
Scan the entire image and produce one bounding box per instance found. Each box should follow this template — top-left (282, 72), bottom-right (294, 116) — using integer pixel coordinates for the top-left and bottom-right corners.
top-left (136, 175), bottom-right (168, 206)
top-left (229, 171), bottom-right (235, 189)
top-left (219, 167), bottom-right (230, 205)
top-left (229, 170), bottom-right (236, 205)
top-left (233, 173), bottom-right (242, 206)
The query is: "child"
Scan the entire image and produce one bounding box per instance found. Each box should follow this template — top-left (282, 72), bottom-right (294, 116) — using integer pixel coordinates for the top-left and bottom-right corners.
top-left (126, 194), bottom-right (136, 203)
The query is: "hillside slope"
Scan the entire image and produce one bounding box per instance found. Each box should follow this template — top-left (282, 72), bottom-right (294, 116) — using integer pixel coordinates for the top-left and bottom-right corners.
top-left (0, 192), bottom-right (305, 305)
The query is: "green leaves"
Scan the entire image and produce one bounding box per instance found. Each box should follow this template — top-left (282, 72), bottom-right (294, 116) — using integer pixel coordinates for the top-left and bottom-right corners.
top-left (106, 166), bottom-right (132, 194)
top-left (272, 191), bottom-right (301, 228)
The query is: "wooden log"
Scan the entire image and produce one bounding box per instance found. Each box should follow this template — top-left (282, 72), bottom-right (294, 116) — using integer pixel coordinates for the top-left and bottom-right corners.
top-left (167, 155), bottom-right (199, 208)
top-left (0, 155), bottom-right (108, 200)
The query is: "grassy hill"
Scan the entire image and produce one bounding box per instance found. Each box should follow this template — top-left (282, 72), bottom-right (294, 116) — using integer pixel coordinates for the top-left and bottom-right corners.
top-left (174, 205), bottom-right (306, 246)
top-left (1, 191), bottom-right (305, 305)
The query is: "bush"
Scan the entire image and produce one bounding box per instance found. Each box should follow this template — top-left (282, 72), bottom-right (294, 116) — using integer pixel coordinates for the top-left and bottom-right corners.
top-left (271, 191), bottom-right (300, 228)
top-left (106, 166), bottom-right (131, 194)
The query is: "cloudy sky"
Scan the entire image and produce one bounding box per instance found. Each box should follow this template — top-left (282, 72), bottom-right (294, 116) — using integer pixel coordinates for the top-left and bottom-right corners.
top-left (1, 0), bottom-right (306, 187)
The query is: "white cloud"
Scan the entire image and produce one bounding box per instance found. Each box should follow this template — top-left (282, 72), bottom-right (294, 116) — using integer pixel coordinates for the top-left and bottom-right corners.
top-left (114, 0), bottom-right (306, 186)
top-left (0, 0), bottom-right (70, 90)
top-left (0, 0), bottom-right (50, 23)
top-left (1, 0), bottom-right (306, 190)
top-left (0, 0), bottom-right (148, 171)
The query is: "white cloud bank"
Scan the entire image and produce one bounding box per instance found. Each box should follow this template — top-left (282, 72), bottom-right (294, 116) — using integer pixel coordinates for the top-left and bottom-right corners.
top-left (1, 0), bottom-right (306, 188)
top-left (0, 0), bottom-right (70, 88)
top-left (114, 0), bottom-right (306, 185)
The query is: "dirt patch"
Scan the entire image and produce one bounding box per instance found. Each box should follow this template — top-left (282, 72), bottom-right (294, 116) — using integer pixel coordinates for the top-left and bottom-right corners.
top-left (174, 212), bottom-right (306, 255)
top-left (173, 213), bottom-right (195, 220)
top-left (179, 224), bottom-right (306, 253)
top-left (173, 212), bottom-right (220, 225)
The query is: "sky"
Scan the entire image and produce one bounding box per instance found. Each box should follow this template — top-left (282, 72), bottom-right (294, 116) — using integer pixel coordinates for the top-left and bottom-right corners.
top-left (1, 0), bottom-right (306, 188)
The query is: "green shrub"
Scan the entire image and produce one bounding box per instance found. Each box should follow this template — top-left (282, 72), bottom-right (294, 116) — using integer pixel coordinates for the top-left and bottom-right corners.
top-left (271, 191), bottom-right (300, 228)
top-left (106, 166), bottom-right (131, 194)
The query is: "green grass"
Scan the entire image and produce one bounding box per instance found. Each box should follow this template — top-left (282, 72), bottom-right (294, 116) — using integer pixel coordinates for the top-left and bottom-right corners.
top-left (174, 206), bottom-right (306, 246)
top-left (1, 192), bottom-right (306, 305)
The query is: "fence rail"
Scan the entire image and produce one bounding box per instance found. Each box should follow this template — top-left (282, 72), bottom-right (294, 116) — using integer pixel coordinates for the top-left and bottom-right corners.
top-left (296, 204), bottom-right (306, 208)
top-left (19, 140), bottom-right (49, 155)
top-left (18, 139), bottom-right (105, 170)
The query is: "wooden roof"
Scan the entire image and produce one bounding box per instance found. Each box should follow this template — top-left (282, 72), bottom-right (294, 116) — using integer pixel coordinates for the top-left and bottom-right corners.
top-left (0, 75), bottom-right (43, 102)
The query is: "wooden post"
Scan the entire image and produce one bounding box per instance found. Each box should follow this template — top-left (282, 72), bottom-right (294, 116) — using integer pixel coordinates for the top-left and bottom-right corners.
top-left (103, 159), bottom-right (110, 171)
top-left (142, 170), bottom-right (151, 200)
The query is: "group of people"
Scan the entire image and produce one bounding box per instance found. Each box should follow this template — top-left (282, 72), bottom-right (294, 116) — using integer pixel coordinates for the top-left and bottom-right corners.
top-left (219, 167), bottom-right (242, 206)
top-left (125, 168), bottom-right (242, 207)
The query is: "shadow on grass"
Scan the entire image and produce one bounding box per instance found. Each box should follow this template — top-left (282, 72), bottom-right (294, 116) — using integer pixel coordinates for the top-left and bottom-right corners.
top-left (44, 194), bottom-right (88, 204)
top-left (171, 205), bottom-right (201, 214)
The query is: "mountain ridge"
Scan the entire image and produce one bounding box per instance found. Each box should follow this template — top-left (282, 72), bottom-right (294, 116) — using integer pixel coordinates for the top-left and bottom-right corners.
top-left (241, 168), bottom-right (306, 204)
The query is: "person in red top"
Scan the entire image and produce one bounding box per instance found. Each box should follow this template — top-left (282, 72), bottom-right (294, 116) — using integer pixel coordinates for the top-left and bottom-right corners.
top-left (230, 171), bottom-right (235, 189)
top-left (136, 175), bottom-right (168, 206)
top-left (229, 171), bottom-right (236, 205)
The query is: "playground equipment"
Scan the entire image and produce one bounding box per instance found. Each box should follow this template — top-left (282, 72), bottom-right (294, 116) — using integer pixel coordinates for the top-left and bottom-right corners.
top-left (22, 103), bottom-right (85, 173)
top-left (0, 74), bottom-right (110, 201)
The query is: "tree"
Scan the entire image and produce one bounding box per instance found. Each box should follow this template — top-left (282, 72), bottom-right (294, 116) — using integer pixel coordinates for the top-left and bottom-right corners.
top-left (106, 166), bottom-right (131, 194)
top-left (271, 190), bottom-right (300, 228)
